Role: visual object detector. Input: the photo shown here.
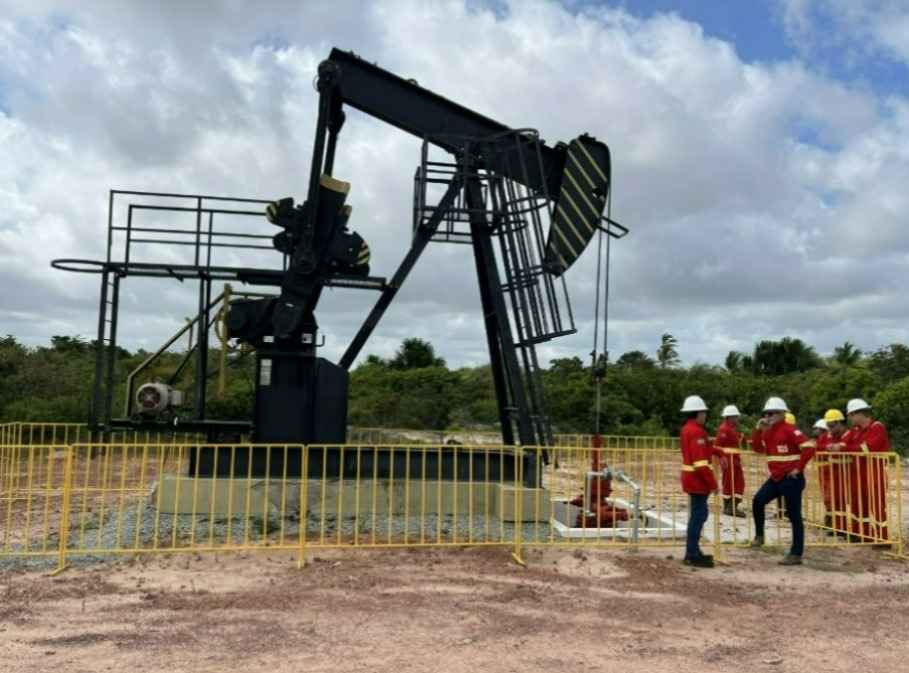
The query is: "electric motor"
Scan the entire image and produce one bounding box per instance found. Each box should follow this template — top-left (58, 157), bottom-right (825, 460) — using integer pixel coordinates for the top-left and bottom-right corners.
top-left (136, 382), bottom-right (183, 416)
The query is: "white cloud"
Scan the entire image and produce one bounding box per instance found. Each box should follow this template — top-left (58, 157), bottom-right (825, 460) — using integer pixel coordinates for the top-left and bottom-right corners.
top-left (777, 0), bottom-right (909, 71)
top-left (0, 0), bottom-right (907, 371)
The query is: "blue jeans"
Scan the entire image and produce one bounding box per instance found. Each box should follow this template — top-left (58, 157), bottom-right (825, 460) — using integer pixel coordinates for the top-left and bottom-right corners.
top-left (686, 494), bottom-right (709, 558)
top-left (752, 474), bottom-right (806, 556)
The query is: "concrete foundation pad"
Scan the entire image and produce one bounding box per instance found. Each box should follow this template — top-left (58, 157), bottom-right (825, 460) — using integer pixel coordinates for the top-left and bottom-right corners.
top-left (154, 474), bottom-right (551, 522)
top-left (153, 474), bottom-right (302, 517)
top-left (495, 484), bottom-right (552, 522)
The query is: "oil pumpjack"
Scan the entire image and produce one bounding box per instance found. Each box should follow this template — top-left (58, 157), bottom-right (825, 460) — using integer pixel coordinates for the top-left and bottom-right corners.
top-left (53, 48), bottom-right (627, 485)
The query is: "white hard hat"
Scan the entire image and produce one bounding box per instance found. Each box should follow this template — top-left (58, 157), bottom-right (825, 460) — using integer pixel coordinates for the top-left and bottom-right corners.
top-left (681, 395), bottom-right (708, 413)
top-left (846, 398), bottom-right (871, 414)
top-left (813, 419), bottom-right (828, 431)
top-left (762, 396), bottom-right (789, 412)
top-left (721, 404), bottom-right (741, 417)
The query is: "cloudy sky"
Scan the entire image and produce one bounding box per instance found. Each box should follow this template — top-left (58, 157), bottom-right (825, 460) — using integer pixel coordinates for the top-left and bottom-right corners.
top-left (1, 0), bottom-right (908, 369)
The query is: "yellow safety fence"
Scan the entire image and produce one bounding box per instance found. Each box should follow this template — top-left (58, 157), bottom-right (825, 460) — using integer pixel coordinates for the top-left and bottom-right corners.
top-left (0, 424), bottom-right (904, 570)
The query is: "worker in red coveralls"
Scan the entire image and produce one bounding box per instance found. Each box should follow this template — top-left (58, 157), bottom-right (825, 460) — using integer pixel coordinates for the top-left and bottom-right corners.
top-left (826, 398), bottom-right (892, 549)
top-left (767, 411), bottom-right (799, 520)
top-left (750, 396), bottom-right (816, 566)
top-left (679, 395), bottom-right (719, 568)
top-left (814, 409), bottom-right (851, 537)
top-left (714, 404), bottom-right (747, 517)
top-left (811, 418), bottom-right (827, 441)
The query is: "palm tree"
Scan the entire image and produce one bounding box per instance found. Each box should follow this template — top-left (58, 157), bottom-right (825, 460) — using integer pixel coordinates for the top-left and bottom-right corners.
top-left (751, 338), bottom-right (821, 376)
top-left (831, 341), bottom-right (862, 367)
top-left (363, 354), bottom-right (388, 368)
top-left (656, 333), bottom-right (680, 369)
top-left (724, 351), bottom-right (745, 372)
top-left (388, 338), bottom-right (446, 370)
top-left (779, 337), bottom-right (822, 372)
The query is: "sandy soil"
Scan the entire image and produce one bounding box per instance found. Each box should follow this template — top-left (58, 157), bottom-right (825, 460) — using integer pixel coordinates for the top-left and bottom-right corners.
top-left (1, 543), bottom-right (907, 673)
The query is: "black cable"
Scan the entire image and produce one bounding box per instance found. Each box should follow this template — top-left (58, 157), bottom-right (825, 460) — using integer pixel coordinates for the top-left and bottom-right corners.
top-left (591, 189), bottom-right (614, 438)
top-left (602, 194), bottom-right (613, 365)
top-left (592, 210), bottom-right (604, 437)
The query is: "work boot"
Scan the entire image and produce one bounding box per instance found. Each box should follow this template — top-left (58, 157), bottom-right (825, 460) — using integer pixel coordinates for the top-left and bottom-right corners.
top-left (778, 554), bottom-right (803, 566)
top-left (750, 535), bottom-right (764, 547)
top-left (684, 555), bottom-right (715, 568)
top-left (722, 500), bottom-right (735, 516)
top-left (732, 498), bottom-right (746, 518)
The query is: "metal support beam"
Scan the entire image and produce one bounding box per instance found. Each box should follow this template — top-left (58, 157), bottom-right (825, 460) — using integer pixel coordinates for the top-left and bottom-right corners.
top-left (339, 178), bottom-right (463, 369)
top-left (328, 48), bottom-right (566, 197)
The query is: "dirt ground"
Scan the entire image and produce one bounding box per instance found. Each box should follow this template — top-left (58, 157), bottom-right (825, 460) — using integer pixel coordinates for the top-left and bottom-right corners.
top-left (1, 543), bottom-right (907, 673)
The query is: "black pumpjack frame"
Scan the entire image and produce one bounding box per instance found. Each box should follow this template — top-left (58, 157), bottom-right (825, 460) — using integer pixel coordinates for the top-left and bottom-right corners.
top-left (52, 48), bottom-right (628, 487)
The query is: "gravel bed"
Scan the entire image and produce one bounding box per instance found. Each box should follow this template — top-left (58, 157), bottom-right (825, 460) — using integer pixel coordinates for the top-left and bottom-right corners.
top-left (0, 499), bottom-right (556, 571)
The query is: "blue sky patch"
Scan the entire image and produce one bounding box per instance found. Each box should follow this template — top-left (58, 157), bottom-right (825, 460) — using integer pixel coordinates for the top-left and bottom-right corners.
top-left (583, 0), bottom-right (907, 97)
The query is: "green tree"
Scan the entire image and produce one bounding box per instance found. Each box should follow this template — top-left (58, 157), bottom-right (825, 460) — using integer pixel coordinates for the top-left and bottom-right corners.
top-left (348, 359), bottom-right (398, 428)
top-left (364, 354), bottom-right (388, 367)
top-left (449, 365), bottom-right (498, 427)
top-left (394, 366), bottom-right (458, 429)
top-left (871, 379), bottom-right (909, 455)
top-left (830, 341), bottom-right (862, 368)
top-left (724, 351), bottom-right (745, 373)
top-left (49, 335), bottom-right (93, 355)
top-left (349, 360), bottom-right (457, 430)
top-left (0, 335), bottom-right (27, 379)
top-left (388, 338), bottom-right (446, 370)
top-left (867, 344), bottom-right (909, 385)
top-left (541, 357), bottom-right (596, 433)
top-left (590, 376), bottom-right (651, 435)
top-left (610, 366), bottom-right (683, 434)
top-left (205, 376), bottom-right (254, 421)
top-left (656, 333), bottom-right (680, 369)
top-left (750, 338), bottom-right (822, 376)
top-left (615, 350), bottom-right (656, 370)
top-left (0, 336), bottom-right (30, 420)
top-left (804, 366), bottom-right (881, 425)
top-left (2, 337), bottom-right (95, 422)
top-left (781, 337), bottom-right (823, 372)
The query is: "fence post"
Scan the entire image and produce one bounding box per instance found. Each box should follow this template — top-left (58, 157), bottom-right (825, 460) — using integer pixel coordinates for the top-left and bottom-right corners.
top-left (894, 456), bottom-right (904, 558)
top-left (510, 447), bottom-right (525, 566)
top-left (55, 445), bottom-right (75, 573)
top-left (297, 444), bottom-right (309, 569)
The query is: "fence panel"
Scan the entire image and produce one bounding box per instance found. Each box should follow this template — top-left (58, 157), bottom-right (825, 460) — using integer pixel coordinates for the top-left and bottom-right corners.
top-left (0, 429), bottom-right (903, 569)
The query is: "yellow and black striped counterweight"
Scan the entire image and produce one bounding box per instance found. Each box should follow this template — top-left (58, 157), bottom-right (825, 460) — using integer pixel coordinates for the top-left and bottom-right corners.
top-left (544, 136), bottom-right (611, 276)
